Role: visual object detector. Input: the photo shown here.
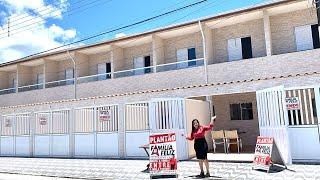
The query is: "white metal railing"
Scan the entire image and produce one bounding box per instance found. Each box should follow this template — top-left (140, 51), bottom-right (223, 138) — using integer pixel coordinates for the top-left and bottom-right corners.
top-left (1, 58), bottom-right (205, 93)
top-left (114, 66), bottom-right (154, 78)
top-left (0, 87), bottom-right (16, 95)
top-left (156, 58), bottom-right (204, 72)
top-left (18, 83), bottom-right (44, 92)
top-left (78, 73), bottom-right (112, 84)
top-left (45, 78), bottom-right (75, 88)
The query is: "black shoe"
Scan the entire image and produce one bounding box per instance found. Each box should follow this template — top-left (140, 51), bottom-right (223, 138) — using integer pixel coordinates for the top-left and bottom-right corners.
top-left (205, 172), bottom-right (210, 177)
top-left (197, 172), bottom-right (205, 178)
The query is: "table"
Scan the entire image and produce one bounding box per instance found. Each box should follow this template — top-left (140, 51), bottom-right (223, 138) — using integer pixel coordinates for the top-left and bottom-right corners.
top-left (139, 144), bottom-right (149, 171)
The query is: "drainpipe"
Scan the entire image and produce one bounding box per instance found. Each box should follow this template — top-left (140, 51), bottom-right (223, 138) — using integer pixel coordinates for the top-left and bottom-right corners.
top-left (198, 20), bottom-right (208, 84)
top-left (67, 50), bottom-right (77, 99)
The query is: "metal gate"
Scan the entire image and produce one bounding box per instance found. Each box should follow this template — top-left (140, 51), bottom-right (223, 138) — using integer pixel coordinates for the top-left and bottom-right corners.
top-left (256, 86), bottom-right (292, 164)
top-left (285, 86), bottom-right (320, 160)
top-left (149, 98), bottom-right (188, 160)
top-left (15, 113), bottom-right (31, 156)
top-left (0, 115), bottom-right (15, 156)
top-left (74, 107), bottom-right (95, 157)
top-left (125, 102), bottom-right (149, 157)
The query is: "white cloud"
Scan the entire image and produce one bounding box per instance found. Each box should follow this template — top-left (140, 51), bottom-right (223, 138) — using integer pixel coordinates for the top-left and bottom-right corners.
top-left (0, 0), bottom-right (77, 63)
top-left (115, 33), bottom-right (126, 38)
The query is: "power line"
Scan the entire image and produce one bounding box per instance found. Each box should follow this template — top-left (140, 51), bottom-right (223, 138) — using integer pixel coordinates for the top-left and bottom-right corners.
top-left (0, 0), bottom-right (112, 37)
top-left (12, 0), bottom-right (209, 61)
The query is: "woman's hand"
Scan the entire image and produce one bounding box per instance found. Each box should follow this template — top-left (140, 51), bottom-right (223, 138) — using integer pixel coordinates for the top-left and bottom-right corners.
top-left (211, 116), bottom-right (217, 124)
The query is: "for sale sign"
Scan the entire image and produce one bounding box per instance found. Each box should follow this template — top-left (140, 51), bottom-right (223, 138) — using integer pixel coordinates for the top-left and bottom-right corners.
top-left (99, 109), bottom-right (112, 121)
top-left (149, 133), bottom-right (177, 178)
top-left (253, 137), bottom-right (273, 171)
top-left (286, 97), bottom-right (300, 110)
top-left (253, 136), bottom-right (286, 173)
top-left (39, 116), bottom-right (47, 125)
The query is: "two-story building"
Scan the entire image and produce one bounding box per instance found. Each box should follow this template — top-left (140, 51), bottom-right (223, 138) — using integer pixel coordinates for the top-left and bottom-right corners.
top-left (0, 0), bottom-right (319, 163)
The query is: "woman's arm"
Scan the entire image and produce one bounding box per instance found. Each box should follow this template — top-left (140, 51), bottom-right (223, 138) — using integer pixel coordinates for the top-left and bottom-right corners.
top-left (203, 116), bottom-right (216, 131)
top-left (183, 133), bottom-right (194, 141)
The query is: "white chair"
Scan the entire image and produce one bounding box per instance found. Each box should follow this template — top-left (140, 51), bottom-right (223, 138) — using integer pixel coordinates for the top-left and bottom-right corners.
top-left (224, 130), bottom-right (242, 153)
top-left (211, 130), bottom-right (227, 153)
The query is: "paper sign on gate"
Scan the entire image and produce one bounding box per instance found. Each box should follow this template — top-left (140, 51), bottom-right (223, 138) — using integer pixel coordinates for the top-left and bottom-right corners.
top-left (4, 119), bottom-right (11, 127)
top-left (149, 133), bottom-right (177, 178)
top-left (285, 97), bottom-right (300, 110)
top-left (253, 136), bottom-right (286, 172)
top-left (39, 116), bottom-right (47, 125)
top-left (99, 109), bottom-right (112, 121)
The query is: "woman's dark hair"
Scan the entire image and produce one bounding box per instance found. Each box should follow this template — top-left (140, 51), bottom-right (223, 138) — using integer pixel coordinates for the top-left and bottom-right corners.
top-left (191, 119), bottom-right (200, 134)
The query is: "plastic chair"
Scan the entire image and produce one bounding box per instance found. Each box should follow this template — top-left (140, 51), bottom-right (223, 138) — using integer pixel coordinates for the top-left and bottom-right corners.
top-left (224, 130), bottom-right (242, 153)
top-left (211, 130), bottom-right (227, 153)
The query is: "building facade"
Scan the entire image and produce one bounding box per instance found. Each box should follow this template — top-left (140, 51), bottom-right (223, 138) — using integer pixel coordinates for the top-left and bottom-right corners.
top-left (0, 0), bottom-right (319, 162)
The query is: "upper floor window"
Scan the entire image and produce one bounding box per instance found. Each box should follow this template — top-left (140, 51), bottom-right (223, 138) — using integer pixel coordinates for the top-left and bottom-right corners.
top-left (228, 37), bottom-right (252, 61)
top-left (65, 68), bottom-right (74, 85)
top-left (230, 102), bottom-right (253, 120)
top-left (176, 47), bottom-right (197, 69)
top-left (97, 63), bottom-right (111, 80)
top-left (133, 55), bottom-right (151, 75)
top-left (295, 24), bottom-right (320, 51)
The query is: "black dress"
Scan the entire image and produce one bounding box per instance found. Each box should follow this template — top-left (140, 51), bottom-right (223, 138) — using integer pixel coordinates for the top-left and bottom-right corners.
top-left (194, 138), bottom-right (208, 159)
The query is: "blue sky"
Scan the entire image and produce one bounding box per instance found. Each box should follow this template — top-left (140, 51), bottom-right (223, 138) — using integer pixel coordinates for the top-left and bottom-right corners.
top-left (0, 0), bottom-right (270, 62)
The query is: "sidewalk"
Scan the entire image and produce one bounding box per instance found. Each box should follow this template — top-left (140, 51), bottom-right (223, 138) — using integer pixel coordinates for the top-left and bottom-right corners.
top-left (0, 157), bottom-right (318, 179)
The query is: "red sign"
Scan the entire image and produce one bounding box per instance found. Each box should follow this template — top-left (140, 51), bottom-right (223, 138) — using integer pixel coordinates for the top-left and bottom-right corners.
top-left (99, 110), bottom-right (112, 121)
top-left (253, 137), bottom-right (273, 170)
top-left (149, 133), bottom-right (177, 177)
top-left (286, 97), bottom-right (300, 110)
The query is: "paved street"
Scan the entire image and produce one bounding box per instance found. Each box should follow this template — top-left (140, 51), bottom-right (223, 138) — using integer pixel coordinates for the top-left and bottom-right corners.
top-left (0, 158), bottom-right (318, 179)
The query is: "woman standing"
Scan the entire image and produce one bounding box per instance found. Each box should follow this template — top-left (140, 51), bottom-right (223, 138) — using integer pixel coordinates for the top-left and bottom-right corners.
top-left (185, 116), bottom-right (216, 178)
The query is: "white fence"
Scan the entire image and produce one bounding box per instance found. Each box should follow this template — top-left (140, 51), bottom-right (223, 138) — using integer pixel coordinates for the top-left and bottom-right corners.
top-left (0, 104), bottom-right (119, 158)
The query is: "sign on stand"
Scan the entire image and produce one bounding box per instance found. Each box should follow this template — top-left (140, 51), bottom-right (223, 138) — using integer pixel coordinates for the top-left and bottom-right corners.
top-left (149, 133), bottom-right (178, 179)
top-left (253, 136), bottom-right (286, 173)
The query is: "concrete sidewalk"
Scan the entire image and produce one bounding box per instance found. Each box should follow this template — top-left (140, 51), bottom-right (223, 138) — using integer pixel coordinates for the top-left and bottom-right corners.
top-left (0, 157), bottom-right (318, 179)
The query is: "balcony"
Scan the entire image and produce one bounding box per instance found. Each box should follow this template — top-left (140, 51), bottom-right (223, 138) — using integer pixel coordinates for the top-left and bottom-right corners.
top-left (0, 87), bottom-right (16, 95)
top-left (18, 83), bottom-right (44, 92)
top-left (45, 79), bottom-right (75, 88)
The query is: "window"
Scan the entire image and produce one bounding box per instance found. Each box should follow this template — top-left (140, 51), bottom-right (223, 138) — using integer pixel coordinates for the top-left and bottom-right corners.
top-left (230, 103), bottom-right (253, 120)
top-left (176, 47), bottom-right (197, 68)
top-left (97, 63), bottom-right (111, 80)
top-left (295, 24), bottom-right (320, 51)
top-left (65, 68), bottom-right (74, 85)
top-left (37, 73), bottom-right (44, 89)
top-left (133, 55), bottom-right (151, 75)
top-left (228, 37), bottom-right (253, 61)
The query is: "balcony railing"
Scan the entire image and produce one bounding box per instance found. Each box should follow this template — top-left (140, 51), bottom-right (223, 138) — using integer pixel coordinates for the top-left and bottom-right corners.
top-left (0, 58), bottom-right (205, 94)
top-left (78, 73), bottom-right (112, 84)
top-left (0, 87), bottom-right (16, 95)
top-left (156, 58), bottom-right (204, 72)
top-left (45, 78), bottom-right (75, 88)
top-left (18, 83), bottom-right (44, 92)
top-left (114, 66), bottom-right (154, 78)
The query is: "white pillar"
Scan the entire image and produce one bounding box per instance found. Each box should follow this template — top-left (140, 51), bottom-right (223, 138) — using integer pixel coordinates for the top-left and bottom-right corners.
top-left (152, 34), bottom-right (164, 72)
top-left (263, 10), bottom-right (272, 56)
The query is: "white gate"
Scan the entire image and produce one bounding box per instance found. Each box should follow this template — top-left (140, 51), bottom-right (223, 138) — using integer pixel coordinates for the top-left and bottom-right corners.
top-left (149, 98), bottom-right (188, 160)
top-left (96, 105), bottom-right (119, 157)
top-left (51, 110), bottom-right (70, 157)
top-left (74, 107), bottom-right (95, 157)
top-left (0, 115), bottom-right (15, 156)
top-left (15, 113), bottom-right (31, 156)
top-left (34, 112), bottom-right (51, 156)
top-left (125, 102), bottom-right (149, 157)
top-left (285, 86), bottom-right (320, 160)
top-left (256, 86), bottom-right (292, 164)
